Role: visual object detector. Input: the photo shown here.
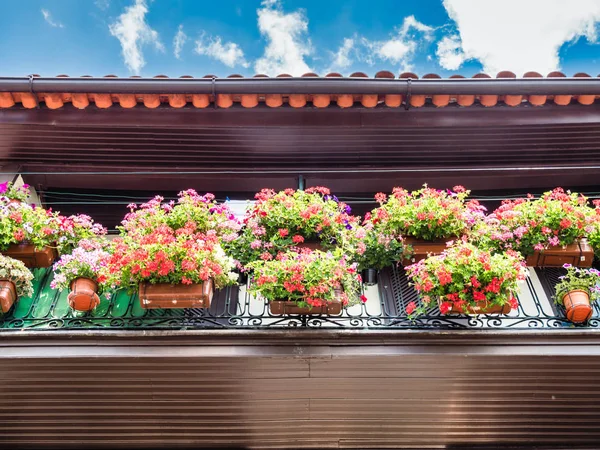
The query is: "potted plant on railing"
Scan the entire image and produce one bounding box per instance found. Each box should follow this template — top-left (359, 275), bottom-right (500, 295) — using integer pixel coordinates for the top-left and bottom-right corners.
top-left (473, 188), bottom-right (594, 267)
top-left (365, 185), bottom-right (486, 265)
top-left (108, 192), bottom-right (238, 309)
top-left (355, 228), bottom-right (410, 285)
top-left (554, 264), bottom-right (600, 323)
top-left (50, 239), bottom-right (111, 312)
top-left (585, 200), bottom-right (600, 262)
top-left (0, 201), bottom-right (61, 267)
top-left (225, 187), bottom-right (364, 275)
top-left (247, 249), bottom-right (363, 315)
top-left (0, 196), bottom-right (106, 268)
top-left (55, 214), bottom-right (108, 255)
top-left (405, 240), bottom-right (526, 316)
top-left (0, 181), bottom-right (30, 204)
top-left (0, 254), bottom-right (34, 315)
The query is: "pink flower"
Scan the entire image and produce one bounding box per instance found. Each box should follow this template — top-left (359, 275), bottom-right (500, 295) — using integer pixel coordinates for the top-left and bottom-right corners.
top-left (374, 192), bottom-right (387, 203)
top-left (360, 295), bottom-right (368, 303)
top-left (292, 235), bottom-right (304, 244)
top-left (278, 228), bottom-right (289, 238)
top-left (405, 301), bottom-right (417, 315)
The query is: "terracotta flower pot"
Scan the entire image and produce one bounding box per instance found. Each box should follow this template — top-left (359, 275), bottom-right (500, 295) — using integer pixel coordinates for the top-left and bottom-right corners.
top-left (269, 289), bottom-right (343, 316)
top-left (139, 279), bottom-right (214, 309)
top-left (0, 280), bottom-right (17, 314)
top-left (562, 290), bottom-right (593, 323)
top-left (68, 278), bottom-right (100, 312)
top-left (2, 244), bottom-right (58, 268)
top-left (402, 237), bottom-right (452, 265)
top-left (361, 268), bottom-right (378, 286)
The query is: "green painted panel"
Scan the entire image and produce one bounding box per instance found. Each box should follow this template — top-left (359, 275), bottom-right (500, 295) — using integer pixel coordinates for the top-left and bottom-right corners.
top-left (0, 268), bottom-right (201, 329)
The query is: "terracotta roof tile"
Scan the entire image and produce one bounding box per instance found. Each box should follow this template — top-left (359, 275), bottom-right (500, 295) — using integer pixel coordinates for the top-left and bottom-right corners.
top-left (0, 72), bottom-right (598, 110)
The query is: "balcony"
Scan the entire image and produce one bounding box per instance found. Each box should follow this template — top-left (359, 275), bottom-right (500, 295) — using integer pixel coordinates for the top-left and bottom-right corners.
top-left (2, 264), bottom-right (595, 330)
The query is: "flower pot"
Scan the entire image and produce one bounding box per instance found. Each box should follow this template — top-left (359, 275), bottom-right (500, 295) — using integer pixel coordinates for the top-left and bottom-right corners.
top-left (562, 290), bottom-right (593, 323)
top-left (269, 289), bottom-right (343, 316)
top-left (361, 268), bottom-right (378, 286)
top-left (0, 280), bottom-right (17, 314)
top-left (139, 279), bottom-right (214, 309)
top-left (2, 243), bottom-right (58, 268)
top-left (68, 277), bottom-right (100, 312)
top-left (294, 241), bottom-right (324, 251)
top-left (439, 297), bottom-right (512, 315)
top-left (525, 240), bottom-right (593, 268)
top-left (402, 237), bottom-right (451, 265)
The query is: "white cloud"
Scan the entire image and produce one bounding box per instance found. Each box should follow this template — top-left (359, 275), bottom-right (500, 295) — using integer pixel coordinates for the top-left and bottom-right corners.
top-left (255, 0), bottom-right (312, 75)
top-left (440, 0), bottom-right (600, 74)
top-left (195, 33), bottom-right (249, 68)
top-left (435, 35), bottom-right (465, 70)
top-left (328, 38), bottom-right (355, 72)
top-left (41, 9), bottom-right (64, 28)
top-left (173, 25), bottom-right (187, 59)
top-left (359, 15), bottom-right (433, 71)
top-left (95, 0), bottom-right (110, 10)
top-left (109, 0), bottom-right (164, 74)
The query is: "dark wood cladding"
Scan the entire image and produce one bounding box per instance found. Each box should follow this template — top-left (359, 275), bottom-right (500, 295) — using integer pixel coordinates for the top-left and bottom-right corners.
top-left (1, 104), bottom-right (600, 196)
top-left (1, 330), bottom-right (600, 449)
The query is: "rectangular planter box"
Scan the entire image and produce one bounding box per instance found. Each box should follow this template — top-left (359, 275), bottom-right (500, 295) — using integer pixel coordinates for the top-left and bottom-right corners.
top-left (438, 298), bottom-right (512, 315)
top-left (139, 279), bottom-right (214, 309)
top-left (294, 241), bottom-right (323, 251)
top-left (269, 289), bottom-right (343, 316)
top-left (525, 240), bottom-right (593, 268)
top-left (2, 244), bottom-right (58, 268)
top-left (402, 237), bottom-right (450, 265)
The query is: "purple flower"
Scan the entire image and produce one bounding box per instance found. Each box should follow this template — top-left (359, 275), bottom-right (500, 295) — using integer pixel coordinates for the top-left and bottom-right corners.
top-left (563, 263), bottom-right (573, 269)
top-left (0, 182), bottom-right (7, 194)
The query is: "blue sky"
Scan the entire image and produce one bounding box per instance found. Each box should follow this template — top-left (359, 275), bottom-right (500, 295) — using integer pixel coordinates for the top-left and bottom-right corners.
top-left (1, 0), bottom-right (599, 78)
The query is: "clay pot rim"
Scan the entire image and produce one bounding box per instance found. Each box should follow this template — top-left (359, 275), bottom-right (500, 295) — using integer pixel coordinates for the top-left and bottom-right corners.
top-left (70, 277), bottom-right (99, 290)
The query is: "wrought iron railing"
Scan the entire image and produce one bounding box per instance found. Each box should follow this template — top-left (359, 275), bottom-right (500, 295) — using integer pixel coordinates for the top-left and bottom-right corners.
top-left (1, 266), bottom-right (598, 330)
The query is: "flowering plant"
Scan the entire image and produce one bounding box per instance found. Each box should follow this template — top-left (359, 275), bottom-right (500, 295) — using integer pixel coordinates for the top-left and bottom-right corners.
top-left (108, 192), bottom-right (238, 289)
top-left (554, 264), bottom-right (600, 305)
top-left (247, 249), bottom-right (363, 308)
top-left (119, 190), bottom-right (240, 241)
top-left (50, 239), bottom-right (111, 293)
top-left (56, 214), bottom-right (107, 254)
top-left (0, 202), bottom-right (60, 250)
top-left (473, 188), bottom-right (593, 256)
top-left (405, 241), bottom-right (526, 316)
top-left (585, 200), bottom-right (600, 258)
top-left (0, 181), bottom-right (30, 203)
top-left (366, 185), bottom-right (486, 242)
top-left (227, 187), bottom-right (364, 268)
top-left (359, 185), bottom-right (484, 268)
top-left (0, 202), bottom-right (106, 253)
top-left (355, 227), bottom-right (409, 270)
top-left (0, 254), bottom-right (34, 298)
